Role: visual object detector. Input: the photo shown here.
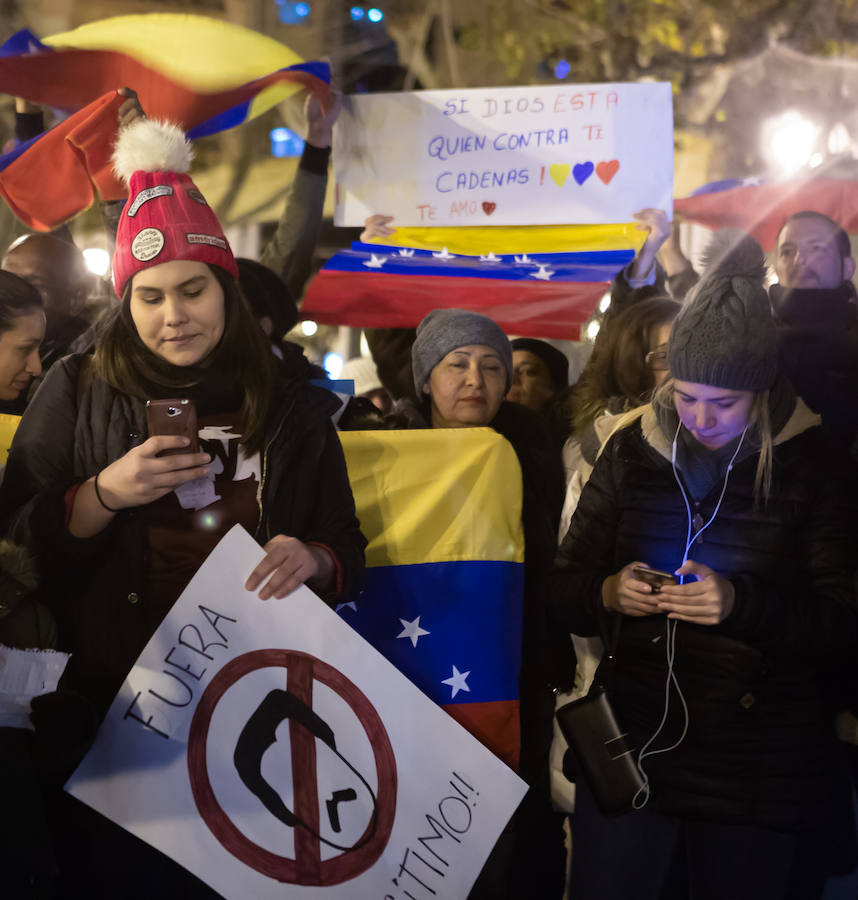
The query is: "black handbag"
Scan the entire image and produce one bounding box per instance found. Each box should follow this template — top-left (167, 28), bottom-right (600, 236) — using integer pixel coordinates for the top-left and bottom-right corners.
top-left (555, 615), bottom-right (644, 816)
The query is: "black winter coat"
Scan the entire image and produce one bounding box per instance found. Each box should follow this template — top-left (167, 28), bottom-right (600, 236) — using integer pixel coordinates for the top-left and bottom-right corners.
top-left (550, 402), bottom-right (858, 831)
top-left (0, 354), bottom-right (366, 718)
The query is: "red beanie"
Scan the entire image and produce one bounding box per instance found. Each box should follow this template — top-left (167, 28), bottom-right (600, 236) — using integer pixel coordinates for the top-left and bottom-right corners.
top-left (111, 119), bottom-right (238, 298)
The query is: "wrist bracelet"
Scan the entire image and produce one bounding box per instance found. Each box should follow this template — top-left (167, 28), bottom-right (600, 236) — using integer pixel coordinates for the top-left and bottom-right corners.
top-left (93, 471), bottom-right (120, 513)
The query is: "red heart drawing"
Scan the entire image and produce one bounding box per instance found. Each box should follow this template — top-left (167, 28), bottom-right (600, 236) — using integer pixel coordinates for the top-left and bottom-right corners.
top-left (482, 202), bottom-right (496, 215)
top-left (596, 160), bottom-right (620, 184)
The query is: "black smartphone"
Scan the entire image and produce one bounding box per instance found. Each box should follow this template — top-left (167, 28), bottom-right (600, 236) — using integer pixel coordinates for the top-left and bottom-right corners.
top-left (146, 399), bottom-right (199, 456)
top-left (632, 565), bottom-right (679, 592)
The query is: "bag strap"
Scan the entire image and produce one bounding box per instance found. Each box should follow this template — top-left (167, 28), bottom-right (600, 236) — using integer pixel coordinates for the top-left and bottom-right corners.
top-left (594, 613), bottom-right (623, 693)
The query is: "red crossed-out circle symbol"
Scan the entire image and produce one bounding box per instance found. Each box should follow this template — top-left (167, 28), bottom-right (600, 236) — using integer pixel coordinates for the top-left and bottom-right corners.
top-left (188, 649), bottom-right (397, 886)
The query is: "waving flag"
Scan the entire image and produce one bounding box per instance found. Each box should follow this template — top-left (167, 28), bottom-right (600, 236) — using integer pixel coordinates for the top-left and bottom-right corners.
top-left (0, 17), bottom-right (329, 137)
top-left (675, 173), bottom-right (858, 251)
top-left (302, 241), bottom-right (633, 339)
top-left (0, 91), bottom-right (127, 230)
top-left (339, 429), bottom-right (525, 771)
top-left (0, 16), bottom-right (329, 229)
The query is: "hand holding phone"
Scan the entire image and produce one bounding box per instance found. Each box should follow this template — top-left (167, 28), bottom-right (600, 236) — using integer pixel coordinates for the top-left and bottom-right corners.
top-left (632, 565), bottom-right (679, 594)
top-left (146, 399), bottom-right (199, 456)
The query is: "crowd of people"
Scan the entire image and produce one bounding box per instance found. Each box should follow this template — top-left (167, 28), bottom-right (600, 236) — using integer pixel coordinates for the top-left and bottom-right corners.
top-left (0, 83), bottom-right (855, 900)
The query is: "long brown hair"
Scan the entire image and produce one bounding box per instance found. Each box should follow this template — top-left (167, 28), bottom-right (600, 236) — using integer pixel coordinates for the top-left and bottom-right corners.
top-left (571, 296), bottom-right (681, 436)
top-left (94, 264), bottom-right (278, 453)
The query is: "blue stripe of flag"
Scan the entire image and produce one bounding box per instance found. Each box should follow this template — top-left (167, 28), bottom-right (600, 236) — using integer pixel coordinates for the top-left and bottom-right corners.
top-left (325, 244), bottom-right (634, 283)
top-left (0, 29), bottom-right (52, 57)
top-left (338, 561), bottom-right (523, 706)
top-left (188, 61), bottom-right (331, 139)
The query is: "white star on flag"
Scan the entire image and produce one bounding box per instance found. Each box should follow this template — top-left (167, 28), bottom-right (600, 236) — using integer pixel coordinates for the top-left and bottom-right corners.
top-left (336, 601), bottom-right (358, 613)
top-left (397, 616), bottom-right (430, 648)
top-left (432, 247), bottom-right (456, 260)
top-left (530, 264), bottom-right (556, 281)
top-left (514, 254), bottom-right (536, 265)
top-left (363, 254), bottom-right (388, 269)
top-left (479, 252), bottom-right (502, 263)
top-left (442, 665), bottom-right (471, 699)
top-left (397, 248), bottom-right (415, 257)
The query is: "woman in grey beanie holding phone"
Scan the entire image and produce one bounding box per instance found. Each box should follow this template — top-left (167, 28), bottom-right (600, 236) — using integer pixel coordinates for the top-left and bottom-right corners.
top-left (551, 230), bottom-right (858, 900)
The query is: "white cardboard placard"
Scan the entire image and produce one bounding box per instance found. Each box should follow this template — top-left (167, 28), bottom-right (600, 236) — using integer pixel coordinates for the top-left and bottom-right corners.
top-left (66, 525), bottom-right (526, 899)
top-left (334, 82), bottom-right (673, 227)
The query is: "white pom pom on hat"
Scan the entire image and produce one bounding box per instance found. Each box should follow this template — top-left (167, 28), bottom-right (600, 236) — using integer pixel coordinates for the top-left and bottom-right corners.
top-left (112, 119), bottom-right (193, 186)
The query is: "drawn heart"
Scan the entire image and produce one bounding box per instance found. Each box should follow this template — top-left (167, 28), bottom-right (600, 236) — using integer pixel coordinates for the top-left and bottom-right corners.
top-left (596, 160), bottom-right (620, 184)
top-left (572, 162), bottom-right (594, 186)
top-left (482, 202), bottom-right (496, 215)
top-left (549, 163), bottom-right (571, 187)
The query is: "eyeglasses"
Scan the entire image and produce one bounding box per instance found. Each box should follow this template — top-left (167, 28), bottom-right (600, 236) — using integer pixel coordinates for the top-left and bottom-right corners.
top-left (645, 349), bottom-right (669, 371)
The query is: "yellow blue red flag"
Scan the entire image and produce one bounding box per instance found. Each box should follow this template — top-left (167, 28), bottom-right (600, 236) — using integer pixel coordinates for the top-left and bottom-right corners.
top-left (339, 429), bottom-right (525, 771)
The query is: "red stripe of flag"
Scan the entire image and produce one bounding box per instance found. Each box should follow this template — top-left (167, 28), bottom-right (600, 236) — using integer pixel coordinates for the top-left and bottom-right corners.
top-left (0, 49), bottom-right (328, 134)
top-left (675, 178), bottom-right (858, 251)
top-left (301, 271), bottom-right (613, 339)
top-left (0, 91), bottom-right (125, 230)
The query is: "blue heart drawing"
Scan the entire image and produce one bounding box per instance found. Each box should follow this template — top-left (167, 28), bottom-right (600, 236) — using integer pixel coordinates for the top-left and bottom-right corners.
top-left (573, 162), bottom-right (594, 185)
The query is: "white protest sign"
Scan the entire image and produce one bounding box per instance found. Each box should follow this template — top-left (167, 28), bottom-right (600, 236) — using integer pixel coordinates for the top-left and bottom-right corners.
top-left (334, 82), bottom-right (673, 227)
top-left (66, 525), bottom-right (526, 899)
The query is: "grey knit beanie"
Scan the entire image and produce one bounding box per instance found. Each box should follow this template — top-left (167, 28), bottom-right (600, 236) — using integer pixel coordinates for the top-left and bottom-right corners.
top-left (668, 229), bottom-right (777, 391)
top-left (412, 309), bottom-right (513, 395)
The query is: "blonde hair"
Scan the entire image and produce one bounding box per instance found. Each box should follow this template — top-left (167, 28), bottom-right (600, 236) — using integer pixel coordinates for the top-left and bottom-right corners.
top-left (653, 377), bottom-right (774, 505)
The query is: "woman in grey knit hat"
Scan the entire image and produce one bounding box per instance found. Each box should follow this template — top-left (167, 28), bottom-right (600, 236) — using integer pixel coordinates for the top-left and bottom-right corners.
top-left (391, 308), bottom-right (570, 899)
top-left (551, 230), bottom-right (858, 900)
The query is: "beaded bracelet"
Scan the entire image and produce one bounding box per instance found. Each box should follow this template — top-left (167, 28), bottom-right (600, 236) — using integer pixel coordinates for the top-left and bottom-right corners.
top-left (93, 471), bottom-right (120, 513)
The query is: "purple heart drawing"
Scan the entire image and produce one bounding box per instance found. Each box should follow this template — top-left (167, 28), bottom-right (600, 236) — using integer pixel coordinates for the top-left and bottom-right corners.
top-left (573, 162), bottom-right (594, 185)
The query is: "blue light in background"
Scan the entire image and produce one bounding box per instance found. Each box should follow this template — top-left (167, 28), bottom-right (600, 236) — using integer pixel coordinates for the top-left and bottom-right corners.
top-left (270, 127), bottom-right (305, 158)
top-left (277, 0), bottom-right (311, 24)
top-left (367, 7), bottom-right (384, 22)
top-left (324, 352), bottom-right (344, 379)
top-left (350, 6), bottom-right (365, 19)
top-left (554, 59), bottom-right (571, 79)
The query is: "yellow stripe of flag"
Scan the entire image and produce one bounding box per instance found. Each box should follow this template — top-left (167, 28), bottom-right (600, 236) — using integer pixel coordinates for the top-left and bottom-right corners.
top-left (340, 429), bottom-right (524, 568)
top-left (45, 13), bottom-right (307, 108)
top-left (365, 223), bottom-right (647, 255)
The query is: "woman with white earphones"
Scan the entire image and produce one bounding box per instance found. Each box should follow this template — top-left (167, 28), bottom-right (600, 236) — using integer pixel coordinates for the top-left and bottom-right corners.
top-left (551, 230), bottom-right (858, 900)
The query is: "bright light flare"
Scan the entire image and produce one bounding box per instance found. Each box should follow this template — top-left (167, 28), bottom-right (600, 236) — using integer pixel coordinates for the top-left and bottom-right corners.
top-left (301, 320), bottom-right (318, 336)
top-left (83, 247), bottom-right (110, 277)
top-left (761, 110), bottom-right (819, 176)
top-left (324, 351), bottom-right (344, 378)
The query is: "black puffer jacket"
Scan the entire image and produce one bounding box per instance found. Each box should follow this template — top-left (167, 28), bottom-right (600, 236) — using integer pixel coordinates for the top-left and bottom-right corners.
top-left (0, 353), bottom-right (366, 718)
top-left (550, 402), bottom-right (858, 831)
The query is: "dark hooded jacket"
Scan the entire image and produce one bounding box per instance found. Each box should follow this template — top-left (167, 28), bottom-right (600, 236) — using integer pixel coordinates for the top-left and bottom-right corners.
top-left (0, 353), bottom-right (366, 718)
top-left (770, 282), bottom-right (858, 451)
top-left (550, 400), bottom-right (858, 831)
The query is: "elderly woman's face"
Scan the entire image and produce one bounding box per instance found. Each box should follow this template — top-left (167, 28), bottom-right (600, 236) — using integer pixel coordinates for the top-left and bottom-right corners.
top-left (424, 344), bottom-right (507, 428)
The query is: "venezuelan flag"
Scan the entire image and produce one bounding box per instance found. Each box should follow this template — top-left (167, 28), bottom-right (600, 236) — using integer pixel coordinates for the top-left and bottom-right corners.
top-left (0, 16), bottom-right (329, 139)
top-left (339, 429), bottom-right (525, 771)
top-left (302, 241), bottom-right (634, 339)
top-left (0, 91), bottom-right (127, 230)
top-left (675, 173), bottom-right (858, 251)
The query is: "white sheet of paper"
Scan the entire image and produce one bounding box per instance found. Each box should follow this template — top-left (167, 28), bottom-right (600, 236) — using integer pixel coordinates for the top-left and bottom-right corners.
top-left (66, 525), bottom-right (526, 899)
top-left (334, 82), bottom-right (673, 227)
top-left (0, 644), bottom-right (70, 729)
